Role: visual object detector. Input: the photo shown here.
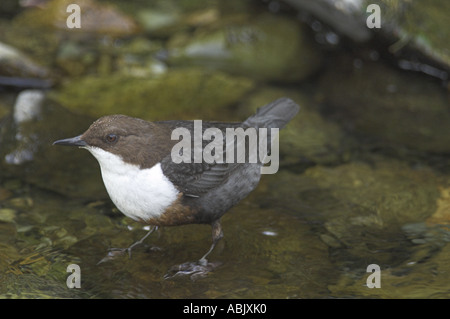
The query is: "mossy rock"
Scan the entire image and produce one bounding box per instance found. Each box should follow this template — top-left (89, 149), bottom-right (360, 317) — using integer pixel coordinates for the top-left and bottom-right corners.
top-left (256, 157), bottom-right (441, 282)
top-left (12, 0), bottom-right (139, 37)
top-left (50, 68), bottom-right (254, 121)
top-left (328, 242), bottom-right (450, 298)
top-left (261, 158), bottom-right (439, 227)
top-left (167, 13), bottom-right (322, 83)
top-left (303, 160), bottom-right (439, 225)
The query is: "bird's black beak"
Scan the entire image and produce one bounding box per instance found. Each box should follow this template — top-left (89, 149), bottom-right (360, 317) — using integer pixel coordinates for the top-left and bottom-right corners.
top-left (53, 135), bottom-right (87, 147)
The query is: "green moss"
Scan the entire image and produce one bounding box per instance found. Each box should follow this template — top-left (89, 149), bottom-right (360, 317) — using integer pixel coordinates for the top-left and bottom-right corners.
top-left (304, 160), bottom-right (439, 225)
top-left (50, 68), bottom-right (254, 121)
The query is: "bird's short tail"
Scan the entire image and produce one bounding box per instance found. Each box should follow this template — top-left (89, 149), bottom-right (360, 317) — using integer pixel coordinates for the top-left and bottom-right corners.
top-left (243, 97), bottom-right (300, 130)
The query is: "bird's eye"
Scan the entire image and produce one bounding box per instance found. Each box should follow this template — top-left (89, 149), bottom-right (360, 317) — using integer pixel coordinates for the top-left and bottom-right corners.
top-left (105, 133), bottom-right (118, 143)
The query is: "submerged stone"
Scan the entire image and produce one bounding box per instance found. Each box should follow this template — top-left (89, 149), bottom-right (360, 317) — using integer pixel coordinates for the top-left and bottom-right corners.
top-left (257, 157), bottom-right (440, 270)
top-left (263, 158), bottom-right (439, 225)
top-left (167, 13), bottom-right (322, 83)
top-left (328, 240), bottom-right (450, 298)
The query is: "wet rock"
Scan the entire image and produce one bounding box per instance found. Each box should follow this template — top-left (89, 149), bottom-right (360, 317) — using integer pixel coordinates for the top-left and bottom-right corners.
top-left (8, 197), bottom-right (33, 210)
top-left (282, 0), bottom-right (450, 77)
top-left (13, 0), bottom-right (139, 37)
top-left (13, 90), bottom-right (44, 123)
top-left (305, 160), bottom-right (439, 225)
top-left (4, 90), bottom-right (45, 165)
top-left (402, 222), bottom-right (450, 247)
top-left (0, 208), bottom-right (16, 223)
top-left (0, 97), bottom-right (105, 198)
top-left (116, 56), bottom-right (167, 78)
top-left (136, 3), bottom-right (183, 36)
top-left (54, 40), bottom-right (97, 77)
top-left (184, 8), bottom-right (220, 28)
top-left (49, 68), bottom-right (254, 121)
top-left (167, 13), bottom-right (322, 83)
top-left (257, 157), bottom-right (440, 268)
top-left (281, 0), bottom-right (372, 42)
top-left (319, 56), bottom-right (450, 153)
top-left (0, 42), bottom-right (50, 79)
top-left (136, 3), bottom-right (220, 37)
top-left (0, 246), bottom-right (84, 298)
top-left (2, 0), bottom-right (141, 80)
top-left (113, 37), bottom-right (167, 78)
top-left (328, 239), bottom-right (450, 298)
top-left (264, 158), bottom-right (439, 225)
top-left (115, 37), bottom-right (163, 57)
top-left (0, 20), bottom-right (60, 77)
top-left (54, 36), bottom-right (165, 78)
top-left (377, 0), bottom-right (450, 77)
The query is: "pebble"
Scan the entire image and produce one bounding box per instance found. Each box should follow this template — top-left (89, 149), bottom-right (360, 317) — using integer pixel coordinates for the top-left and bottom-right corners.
top-left (8, 197), bottom-right (34, 209)
top-left (0, 208), bottom-right (17, 223)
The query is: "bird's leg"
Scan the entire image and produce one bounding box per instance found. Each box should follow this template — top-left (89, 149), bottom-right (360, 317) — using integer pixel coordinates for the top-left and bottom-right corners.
top-left (98, 226), bottom-right (158, 264)
top-left (164, 220), bottom-right (223, 280)
top-left (123, 226), bottom-right (158, 258)
top-left (199, 219), bottom-right (223, 266)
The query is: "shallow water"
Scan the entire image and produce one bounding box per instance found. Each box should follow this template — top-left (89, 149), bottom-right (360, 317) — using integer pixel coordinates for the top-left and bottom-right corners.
top-left (0, 0), bottom-right (449, 299)
top-left (1, 163), bottom-right (449, 298)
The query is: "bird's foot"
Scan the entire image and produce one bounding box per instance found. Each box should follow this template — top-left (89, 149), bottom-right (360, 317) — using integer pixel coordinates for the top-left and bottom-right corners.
top-left (164, 259), bottom-right (221, 281)
top-left (97, 247), bottom-right (130, 264)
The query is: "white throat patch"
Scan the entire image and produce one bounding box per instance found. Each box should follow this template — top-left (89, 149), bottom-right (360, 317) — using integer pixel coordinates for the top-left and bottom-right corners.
top-left (84, 146), bottom-right (179, 222)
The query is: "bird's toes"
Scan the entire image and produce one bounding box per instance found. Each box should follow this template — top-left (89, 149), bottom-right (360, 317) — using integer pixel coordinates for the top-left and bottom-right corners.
top-left (163, 260), bottom-right (222, 281)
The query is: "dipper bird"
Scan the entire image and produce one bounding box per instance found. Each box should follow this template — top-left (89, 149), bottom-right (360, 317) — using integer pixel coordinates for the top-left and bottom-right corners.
top-left (53, 97), bottom-right (299, 277)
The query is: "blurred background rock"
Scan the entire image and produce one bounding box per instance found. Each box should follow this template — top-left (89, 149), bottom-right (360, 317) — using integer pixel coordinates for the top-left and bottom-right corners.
top-left (0, 0), bottom-right (449, 298)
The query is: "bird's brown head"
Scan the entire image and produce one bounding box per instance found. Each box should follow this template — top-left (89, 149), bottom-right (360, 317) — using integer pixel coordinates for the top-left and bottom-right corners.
top-left (53, 115), bottom-right (174, 168)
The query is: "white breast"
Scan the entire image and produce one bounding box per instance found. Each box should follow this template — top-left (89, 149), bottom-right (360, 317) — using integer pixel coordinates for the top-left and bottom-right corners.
top-left (84, 146), bottom-right (179, 222)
